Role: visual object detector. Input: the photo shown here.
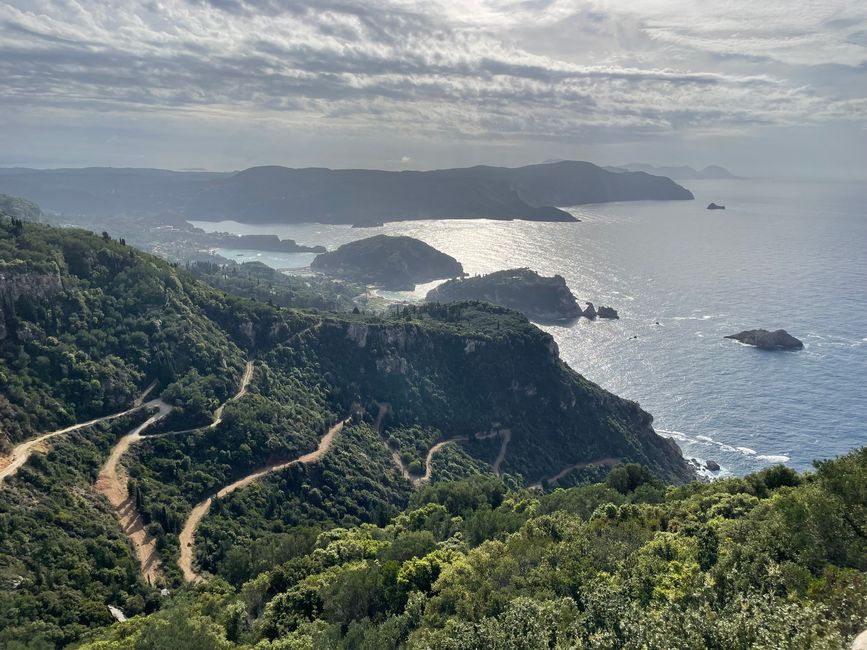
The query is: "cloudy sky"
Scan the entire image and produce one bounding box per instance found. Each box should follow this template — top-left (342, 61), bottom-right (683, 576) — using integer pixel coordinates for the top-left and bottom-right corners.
top-left (1, 0), bottom-right (866, 177)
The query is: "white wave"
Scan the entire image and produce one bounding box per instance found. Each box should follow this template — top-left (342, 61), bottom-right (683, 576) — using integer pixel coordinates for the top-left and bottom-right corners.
top-left (656, 428), bottom-right (690, 441)
top-left (757, 454), bottom-right (790, 463)
top-left (672, 314), bottom-right (721, 321)
top-left (657, 429), bottom-right (785, 465)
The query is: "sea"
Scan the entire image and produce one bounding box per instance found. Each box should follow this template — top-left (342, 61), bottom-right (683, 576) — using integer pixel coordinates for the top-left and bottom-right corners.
top-left (190, 177), bottom-right (867, 477)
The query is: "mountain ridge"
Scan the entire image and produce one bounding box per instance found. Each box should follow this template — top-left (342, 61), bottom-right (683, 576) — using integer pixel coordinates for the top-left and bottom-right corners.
top-left (0, 161), bottom-right (693, 225)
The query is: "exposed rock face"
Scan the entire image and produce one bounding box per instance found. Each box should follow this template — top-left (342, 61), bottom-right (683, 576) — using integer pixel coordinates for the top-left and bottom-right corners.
top-left (725, 329), bottom-right (804, 351)
top-left (311, 235), bottom-right (464, 290)
top-left (707, 202), bottom-right (726, 210)
top-left (705, 459), bottom-right (721, 471)
top-left (582, 302), bottom-right (597, 320)
top-left (426, 268), bottom-right (581, 322)
top-left (597, 306), bottom-right (619, 319)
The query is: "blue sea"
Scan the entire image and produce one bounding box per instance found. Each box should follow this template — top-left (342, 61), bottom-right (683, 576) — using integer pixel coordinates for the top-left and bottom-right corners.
top-left (191, 177), bottom-right (867, 476)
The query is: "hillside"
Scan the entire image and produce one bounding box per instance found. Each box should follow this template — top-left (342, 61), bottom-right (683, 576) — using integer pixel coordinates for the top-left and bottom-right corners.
top-left (186, 261), bottom-right (364, 312)
top-left (311, 235), bottom-right (465, 290)
top-left (0, 219), bottom-right (697, 645)
top-left (80, 449), bottom-right (867, 649)
top-left (0, 162), bottom-right (694, 226)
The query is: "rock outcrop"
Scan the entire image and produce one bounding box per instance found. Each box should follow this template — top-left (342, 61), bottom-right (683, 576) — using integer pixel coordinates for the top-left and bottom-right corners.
top-left (582, 302), bottom-right (597, 320)
top-left (707, 202), bottom-right (726, 210)
top-left (725, 329), bottom-right (804, 351)
top-left (705, 459), bottom-right (721, 471)
top-left (597, 306), bottom-right (619, 319)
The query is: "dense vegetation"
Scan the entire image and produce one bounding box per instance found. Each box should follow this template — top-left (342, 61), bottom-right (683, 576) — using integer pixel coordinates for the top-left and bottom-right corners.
top-left (186, 261), bottom-right (363, 312)
top-left (0, 217), bottom-right (251, 447)
top-left (78, 449), bottom-right (867, 649)
top-left (0, 411), bottom-right (158, 648)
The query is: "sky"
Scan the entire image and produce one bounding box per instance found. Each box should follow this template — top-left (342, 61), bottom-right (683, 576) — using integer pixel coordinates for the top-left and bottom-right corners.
top-left (1, 0), bottom-right (866, 178)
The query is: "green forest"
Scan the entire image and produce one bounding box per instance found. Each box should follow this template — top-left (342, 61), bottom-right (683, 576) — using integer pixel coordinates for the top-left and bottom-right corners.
top-left (0, 218), bottom-right (864, 649)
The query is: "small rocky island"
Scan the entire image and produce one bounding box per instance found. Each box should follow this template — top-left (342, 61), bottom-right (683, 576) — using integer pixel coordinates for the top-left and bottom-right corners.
top-left (581, 302), bottom-right (619, 320)
top-left (311, 235), bottom-right (464, 290)
top-left (707, 202), bottom-right (726, 210)
top-left (426, 268), bottom-right (581, 322)
top-left (725, 329), bottom-right (804, 351)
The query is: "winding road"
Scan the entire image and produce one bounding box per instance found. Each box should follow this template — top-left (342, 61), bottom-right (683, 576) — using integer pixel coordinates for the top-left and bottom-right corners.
top-left (212, 361), bottom-right (254, 427)
top-left (95, 360), bottom-right (253, 583)
top-left (0, 385), bottom-right (159, 487)
top-left (178, 414), bottom-right (348, 583)
top-left (528, 457), bottom-right (620, 490)
top-left (476, 428), bottom-right (511, 475)
top-left (374, 403), bottom-right (512, 485)
top-left (95, 399), bottom-right (173, 585)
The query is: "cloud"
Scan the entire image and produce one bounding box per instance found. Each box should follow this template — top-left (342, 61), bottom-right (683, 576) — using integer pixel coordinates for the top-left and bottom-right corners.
top-left (0, 0), bottom-right (865, 168)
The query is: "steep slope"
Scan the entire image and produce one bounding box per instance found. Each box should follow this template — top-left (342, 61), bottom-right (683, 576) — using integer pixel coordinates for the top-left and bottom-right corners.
top-left (0, 220), bottom-right (265, 448)
top-left (309, 303), bottom-right (693, 485)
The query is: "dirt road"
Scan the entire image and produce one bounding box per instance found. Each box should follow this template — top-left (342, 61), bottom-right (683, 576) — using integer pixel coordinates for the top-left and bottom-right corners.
top-left (476, 428), bottom-right (511, 475)
top-left (0, 388), bottom-right (156, 486)
top-left (211, 361), bottom-right (253, 426)
top-left (178, 416), bottom-right (348, 583)
top-left (95, 360), bottom-right (253, 583)
top-left (94, 399), bottom-right (173, 584)
top-left (528, 457), bottom-right (619, 490)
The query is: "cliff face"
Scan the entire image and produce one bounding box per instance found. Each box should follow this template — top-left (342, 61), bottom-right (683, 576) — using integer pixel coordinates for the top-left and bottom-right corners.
top-left (311, 304), bottom-right (694, 485)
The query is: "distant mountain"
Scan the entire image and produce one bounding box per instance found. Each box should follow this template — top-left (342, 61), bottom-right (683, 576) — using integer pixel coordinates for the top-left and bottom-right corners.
top-left (0, 167), bottom-right (227, 218)
top-left (606, 163), bottom-right (738, 180)
top-left (0, 161), bottom-right (693, 226)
